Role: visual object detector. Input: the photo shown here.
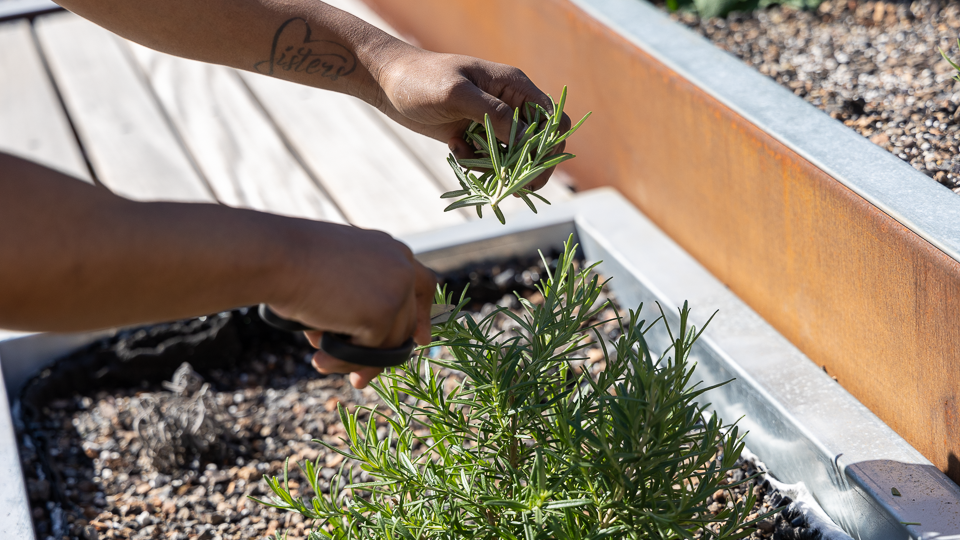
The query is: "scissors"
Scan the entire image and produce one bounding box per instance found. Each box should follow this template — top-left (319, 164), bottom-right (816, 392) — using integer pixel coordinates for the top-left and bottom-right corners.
top-left (257, 303), bottom-right (464, 368)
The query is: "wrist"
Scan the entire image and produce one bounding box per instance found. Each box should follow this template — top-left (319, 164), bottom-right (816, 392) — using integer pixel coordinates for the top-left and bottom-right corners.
top-left (253, 215), bottom-right (331, 314)
top-left (156, 204), bottom-right (306, 318)
top-left (353, 33), bottom-right (421, 110)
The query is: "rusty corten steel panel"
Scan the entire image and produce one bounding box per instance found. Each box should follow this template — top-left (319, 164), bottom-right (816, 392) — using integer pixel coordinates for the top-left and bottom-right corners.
top-left (362, 0), bottom-right (960, 482)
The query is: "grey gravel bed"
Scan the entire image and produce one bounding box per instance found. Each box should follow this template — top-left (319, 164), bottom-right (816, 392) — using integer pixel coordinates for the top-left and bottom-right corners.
top-left (663, 0), bottom-right (960, 191)
top-left (16, 255), bottom-right (823, 540)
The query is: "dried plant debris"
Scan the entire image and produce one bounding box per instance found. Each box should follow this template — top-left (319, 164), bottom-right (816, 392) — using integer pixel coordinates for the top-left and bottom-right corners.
top-left (133, 363), bottom-right (231, 473)
top-left (16, 311), bottom-right (327, 540)
top-left (664, 0), bottom-right (960, 191)
top-left (18, 253), bottom-right (834, 540)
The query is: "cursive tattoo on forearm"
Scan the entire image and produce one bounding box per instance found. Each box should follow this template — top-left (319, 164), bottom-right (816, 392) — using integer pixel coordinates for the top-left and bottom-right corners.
top-left (255, 18), bottom-right (357, 81)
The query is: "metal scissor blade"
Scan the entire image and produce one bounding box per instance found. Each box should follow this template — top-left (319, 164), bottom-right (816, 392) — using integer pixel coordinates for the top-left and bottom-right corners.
top-left (430, 304), bottom-right (465, 325)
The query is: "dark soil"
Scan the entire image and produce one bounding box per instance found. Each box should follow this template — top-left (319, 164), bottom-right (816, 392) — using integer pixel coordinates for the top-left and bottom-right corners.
top-left (662, 0), bottom-right (960, 191)
top-left (17, 253), bottom-right (822, 540)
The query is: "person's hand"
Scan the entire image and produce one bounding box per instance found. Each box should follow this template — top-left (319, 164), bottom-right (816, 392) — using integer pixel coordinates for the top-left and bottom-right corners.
top-left (374, 48), bottom-right (572, 192)
top-left (264, 224), bottom-right (436, 388)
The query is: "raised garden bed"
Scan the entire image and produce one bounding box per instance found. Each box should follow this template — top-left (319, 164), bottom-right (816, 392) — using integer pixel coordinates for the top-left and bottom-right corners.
top-left (356, 0), bottom-right (960, 493)
top-left (16, 253), bottom-right (820, 540)
top-left (3, 190), bottom-right (958, 539)
top-left (665, 0), bottom-right (960, 190)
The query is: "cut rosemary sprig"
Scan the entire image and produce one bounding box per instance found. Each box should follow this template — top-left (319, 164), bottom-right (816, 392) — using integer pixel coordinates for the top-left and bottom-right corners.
top-left (442, 86), bottom-right (590, 224)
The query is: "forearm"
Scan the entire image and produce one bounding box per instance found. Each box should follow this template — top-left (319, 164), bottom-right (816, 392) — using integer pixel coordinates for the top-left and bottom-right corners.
top-left (55, 0), bottom-right (567, 162)
top-left (0, 153), bottom-right (301, 331)
top-left (55, 0), bottom-right (409, 105)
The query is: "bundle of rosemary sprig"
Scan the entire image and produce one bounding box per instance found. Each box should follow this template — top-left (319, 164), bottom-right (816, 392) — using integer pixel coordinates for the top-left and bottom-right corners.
top-left (254, 236), bottom-right (767, 539)
top-left (442, 87), bottom-right (590, 224)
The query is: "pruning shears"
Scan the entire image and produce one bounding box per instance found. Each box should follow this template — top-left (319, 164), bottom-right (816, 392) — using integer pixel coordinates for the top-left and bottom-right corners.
top-left (257, 303), bottom-right (463, 368)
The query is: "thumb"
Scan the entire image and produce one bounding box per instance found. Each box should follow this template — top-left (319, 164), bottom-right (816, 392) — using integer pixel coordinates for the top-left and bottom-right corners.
top-left (349, 368), bottom-right (382, 389)
top-left (456, 84), bottom-right (517, 145)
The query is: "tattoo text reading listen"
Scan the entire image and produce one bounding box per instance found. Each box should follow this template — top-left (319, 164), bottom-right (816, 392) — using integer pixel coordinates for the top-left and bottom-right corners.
top-left (255, 18), bottom-right (357, 80)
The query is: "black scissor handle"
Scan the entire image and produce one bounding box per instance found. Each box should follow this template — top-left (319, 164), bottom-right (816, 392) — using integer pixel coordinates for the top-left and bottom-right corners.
top-left (257, 303), bottom-right (312, 332)
top-left (319, 333), bottom-right (415, 368)
top-left (257, 304), bottom-right (414, 368)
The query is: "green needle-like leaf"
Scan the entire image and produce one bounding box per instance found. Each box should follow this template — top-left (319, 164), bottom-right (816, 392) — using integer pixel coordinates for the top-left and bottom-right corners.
top-left (940, 41), bottom-right (960, 82)
top-left (484, 114), bottom-right (501, 177)
top-left (443, 86), bottom-right (590, 224)
top-left (508, 106), bottom-right (520, 156)
top-left (455, 158), bottom-right (495, 169)
top-left (441, 189), bottom-right (470, 199)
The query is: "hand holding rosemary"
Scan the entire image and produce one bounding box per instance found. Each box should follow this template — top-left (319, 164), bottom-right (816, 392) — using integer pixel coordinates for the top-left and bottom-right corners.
top-left (442, 87), bottom-right (590, 224)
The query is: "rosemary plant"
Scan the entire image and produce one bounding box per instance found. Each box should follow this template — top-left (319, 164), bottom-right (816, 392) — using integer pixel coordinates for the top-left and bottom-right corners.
top-left (442, 87), bottom-right (590, 224)
top-left (940, 40), bottom-right (960, 82)
top-left (254, 237), bottom-right (764, 539)
top-left (663, 0), bottom-right (822, 19)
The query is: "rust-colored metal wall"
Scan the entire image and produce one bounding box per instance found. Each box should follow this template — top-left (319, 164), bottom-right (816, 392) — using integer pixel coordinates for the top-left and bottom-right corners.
top-left (363, 0), bottom-right (960, 481)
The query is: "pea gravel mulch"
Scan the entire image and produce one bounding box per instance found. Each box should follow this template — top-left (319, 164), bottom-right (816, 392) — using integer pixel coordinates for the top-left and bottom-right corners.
top-left (17, 255), bottom-right (824, 540)
top-left (663, 0), bottom-right (960, 191)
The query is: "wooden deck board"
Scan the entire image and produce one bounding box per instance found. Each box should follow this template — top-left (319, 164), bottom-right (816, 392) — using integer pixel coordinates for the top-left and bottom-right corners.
top-left (124, 42), bottom-right (346, 222)
top-left (11, 6), bottom-right (569, 228)
top-left (0, 19), bottom-right (89, 181)
top-left (241, 71), bottom-right (465, 235)
top-left (34, 13), bottom-right (214, 202)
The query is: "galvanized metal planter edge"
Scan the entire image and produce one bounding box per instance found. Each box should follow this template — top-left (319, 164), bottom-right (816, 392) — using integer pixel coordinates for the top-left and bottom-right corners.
top-left (572, 0), bottom-right (960, 266)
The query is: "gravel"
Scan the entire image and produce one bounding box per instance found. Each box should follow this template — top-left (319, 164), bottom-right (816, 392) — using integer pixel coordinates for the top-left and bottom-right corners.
top-left (664, 0), bottom-right (960, 191)
top-left (17, 254), bottom-right (824, 540)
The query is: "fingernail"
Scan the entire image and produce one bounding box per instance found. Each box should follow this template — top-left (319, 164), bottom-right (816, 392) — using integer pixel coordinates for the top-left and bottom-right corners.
top-left (516, 122), bottom-right (529, 144)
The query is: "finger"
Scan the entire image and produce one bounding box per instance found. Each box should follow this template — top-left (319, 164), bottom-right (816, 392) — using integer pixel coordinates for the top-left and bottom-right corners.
top-left (487, 70), bottom-right (553, 114)
top-left (349, 368), bottom-right (383, 389)
top-left (376, 283), bottom-right (418, 349)
top-left (413, 263), bottom-right (438, 345)
top-left (453, 83), bottom-right (517, 146)
top-left (348, 252), bottom-right (419, 351)
top-left (311, 350), bottom-right (355, 375)
top-left (448, 136), bottom-right (477, 161)
top-left (521, 166), bottom-right (554, 194)
top-left (311, 351), bottom-right (383, 389)
top-left (449, 134), bottom-right (510, 165)
top-left (304, 330), bottom-right (323, 349)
